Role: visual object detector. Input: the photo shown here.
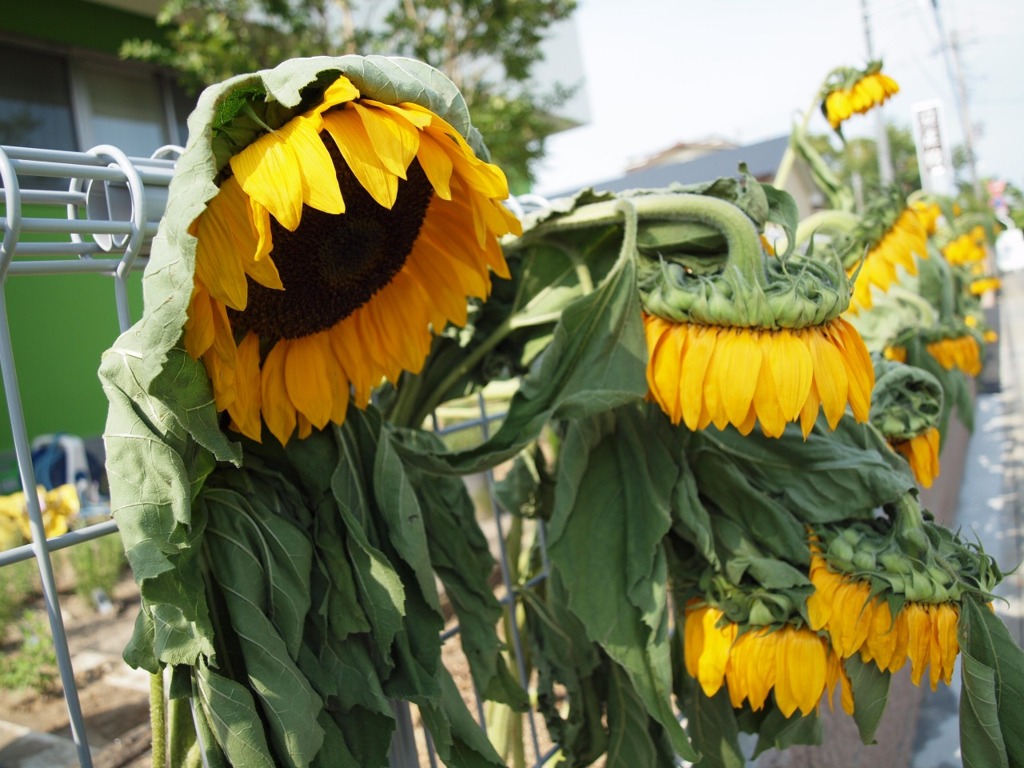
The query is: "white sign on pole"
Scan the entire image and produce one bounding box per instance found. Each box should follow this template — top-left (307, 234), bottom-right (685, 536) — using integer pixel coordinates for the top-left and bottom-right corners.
top-left (911, 100), bottom-right (953, 196)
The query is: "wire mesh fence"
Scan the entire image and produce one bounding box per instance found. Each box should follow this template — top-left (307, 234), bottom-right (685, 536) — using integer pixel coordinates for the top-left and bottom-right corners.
top-left (0, 143), bottom-right (555, 768)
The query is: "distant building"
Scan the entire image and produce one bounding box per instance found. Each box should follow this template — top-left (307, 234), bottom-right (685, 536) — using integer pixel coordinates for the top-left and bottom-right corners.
top-left (549, 135), bottom-right (823, 219)
top-left (0, 1), bottom-right (191, 157)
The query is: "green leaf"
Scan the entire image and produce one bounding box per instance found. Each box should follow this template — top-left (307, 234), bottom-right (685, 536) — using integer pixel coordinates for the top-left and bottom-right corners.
top-left (202, 488), bottom-right (325, 767)
top-left (194, 659), bottom-right (276, 768)
top-left (548, 406), bottom-right (697, 761)
top-left (397, 240), bottom-right (647, 476)
top-left (687, 689), bottom-right (745, 768)
top-left (751, 705), bottom-right (822, 758)
top-left (605, 664), bottom-right (662, 768)
top-left (523, 576), bottom-right (609, 766)
top-left (691, 417), bottom-right (915, 525)
top-left (846, 654), bottom-right (890, 745)
top-left (959, 594), bottom-right (1024, 768)
top-left (417, 672), bottom-right (506, 768)
top-left (410, 458), bottom-right (528, 708)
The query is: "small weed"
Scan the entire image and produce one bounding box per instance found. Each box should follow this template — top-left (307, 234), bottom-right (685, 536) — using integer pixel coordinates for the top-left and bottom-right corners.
top-left (60, 530), bottom-right (127, 605)
top-left (0, 611), bottom-right (59, 693)
top-left (0, 558), bottom-right (39, 631)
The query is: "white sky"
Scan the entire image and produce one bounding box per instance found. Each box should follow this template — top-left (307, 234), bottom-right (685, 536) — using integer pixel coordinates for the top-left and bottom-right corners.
top-left (531, 0), bottom-right (1024, 197)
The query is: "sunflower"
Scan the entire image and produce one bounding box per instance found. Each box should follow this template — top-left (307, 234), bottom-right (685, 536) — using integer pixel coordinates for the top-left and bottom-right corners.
top-left (969, 276), bottom-right (1001, 296)
top-left (637, 187), bottom-right (873, 438)
top-left (684, 604), bottom-right (853, 717)
top-left (183, 74), bottom-right (521, 445)
top-left (644, 314), bottom-right (874, 437)
top-left (821, 63), bottom-right (900, 130)
top-left (807, 552), bottom-right (959, 689)
top-left (891, 427), bottom-right (941, 488)
top-left (926, 335), bottom-right (982, 376)
top-left (942, 229), bottom-right (987, 266)
top-left (910, 199), bottom-right (941, 236)
top-left (848, 205), bottom-right (929, 312)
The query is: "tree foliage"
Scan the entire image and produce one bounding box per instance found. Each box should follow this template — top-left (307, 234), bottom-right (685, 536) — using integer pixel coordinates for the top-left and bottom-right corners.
top-left (805, 123), bottom-right (923, 202)
top-left (121, 0), bottom-right (578, 190)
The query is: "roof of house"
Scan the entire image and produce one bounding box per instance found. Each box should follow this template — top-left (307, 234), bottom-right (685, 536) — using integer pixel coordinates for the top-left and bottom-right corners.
top-left (551, 134), bottom-right (790, 197)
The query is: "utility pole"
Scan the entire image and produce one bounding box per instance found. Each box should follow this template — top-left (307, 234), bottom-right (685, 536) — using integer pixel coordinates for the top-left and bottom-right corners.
top-left (930, 0), bottom-right (983, 200)
top-left (860, 0), bottom-right (894, 185)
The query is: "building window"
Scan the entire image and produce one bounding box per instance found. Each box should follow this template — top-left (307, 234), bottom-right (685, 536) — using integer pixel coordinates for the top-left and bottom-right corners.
top-left (0, 42), bottom-right (77, 150)
top-left (74, 61), bottom-right (172, 156)
top-left (0, 39), bottom-right (195, 158)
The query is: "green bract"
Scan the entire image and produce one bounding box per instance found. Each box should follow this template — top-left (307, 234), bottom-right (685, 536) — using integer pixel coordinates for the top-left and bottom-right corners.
top-left (869, 356), bottom-right (943, 441)
top-left (629, 180), bottom-right (853, 328)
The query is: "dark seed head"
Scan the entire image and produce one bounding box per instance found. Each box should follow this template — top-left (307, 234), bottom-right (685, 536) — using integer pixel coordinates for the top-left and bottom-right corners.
top-left (230, 137), bottom-right (433, 341)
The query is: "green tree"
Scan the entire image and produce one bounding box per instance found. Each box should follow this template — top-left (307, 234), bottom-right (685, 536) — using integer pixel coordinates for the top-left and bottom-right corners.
top-left (806, 123), bottom-right (922, 202)
top-left (120, 0), bottom-right (578, 190)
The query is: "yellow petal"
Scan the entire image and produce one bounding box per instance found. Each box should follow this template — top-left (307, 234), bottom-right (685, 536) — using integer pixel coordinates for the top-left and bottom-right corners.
top-left (184, 286), bottom-right (215, 359)
top-left (809, 330), bottom-right (849, 429)
top-left (352, 101), bottom-right (421, 179)
top-left (680, 325), bottom-right (716, 431)
top-left (752, 345), bottom-right (787, 438)
top-left (279, 115), bottom-right (344, 215)
top-left (415, 131), bottom-right (455, 200)
top-left (261, 341), bottom-right (297, 445)
top-left (285, 333), bottom-right (334, 430)
top-left (227, 332), bottom-right (263, 442)
top-left (230, 132), bottom-right (304, 231)
top-left (322, 106), bottom-right (399, 209)
top-left (194, 176), bottom-right (256, 310)
top-left (717, 328), bottom-right (762, 427)
top-left (769, 329), bottom-right (813, 421)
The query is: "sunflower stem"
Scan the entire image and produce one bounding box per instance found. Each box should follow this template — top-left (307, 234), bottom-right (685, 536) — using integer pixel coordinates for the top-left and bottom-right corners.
top-left (794, 209), bottom-right (860, 247)
top-left (241, 102), bottom-right (275, 134)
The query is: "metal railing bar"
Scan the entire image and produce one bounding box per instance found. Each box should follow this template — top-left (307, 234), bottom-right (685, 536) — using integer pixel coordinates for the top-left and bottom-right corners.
top-left (2, 146), bottom-right (115, 165)
top-left (6, 257), bottom-right (149, 276)
top-left (0, 290), bottom-right (94, 767)
top-left (475, 391), bottom-right (545, 763)
top-left (423, 726), bottom-right (440, 768)
top-left (6, 242), bottom-right (106, 258)
top-left (0, 518), bottom-right (118, 568)
top-left (5, 216), bottom-right (142, 235)
top-left (9, 159), bottom-right (129, 183)
top-left (15, 189), bottom-right (89, 206)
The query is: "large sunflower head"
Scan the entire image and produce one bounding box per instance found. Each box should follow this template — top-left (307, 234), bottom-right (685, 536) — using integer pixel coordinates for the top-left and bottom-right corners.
top-left (180, 57), bottom-right (521, 445)
top-left (819, 60), bottom-right (900, 133)
top-left (637, 181), bottom-right (874, 438)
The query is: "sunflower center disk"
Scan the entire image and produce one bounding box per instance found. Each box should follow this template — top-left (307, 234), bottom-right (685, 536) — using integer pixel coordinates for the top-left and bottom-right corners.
top-left (231, 143), bottom-right (433, 341)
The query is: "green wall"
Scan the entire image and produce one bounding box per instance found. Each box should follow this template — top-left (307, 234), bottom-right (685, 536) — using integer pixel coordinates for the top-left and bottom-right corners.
top-left (0, 1), bottom-right (160, 462)
top-left (0, 206), bottom-right (145, 458)
top-left (0, 0), bottom-right (163, 55)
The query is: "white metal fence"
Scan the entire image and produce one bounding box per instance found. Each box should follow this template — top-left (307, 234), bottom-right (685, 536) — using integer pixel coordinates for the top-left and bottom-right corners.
top-left (0, 143), bottom-right (555, 767)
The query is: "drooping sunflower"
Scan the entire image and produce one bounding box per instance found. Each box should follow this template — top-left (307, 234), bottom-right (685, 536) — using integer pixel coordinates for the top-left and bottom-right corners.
top-left (639, 189), bottom-right (874, 438)
top-left (926, 334), bottom-right (982, 376)
top-left (184, 68), bottom-right (521, 445)
top-left (969, 276), bottom-right (1001, 296)
top-left (844, 199), bottom-right (930, 313)
top-left (910, 198), bottom-right (941, 236)
top-left (820, 61), bottom-right (900, 131)
top-left (807, 551), bottom-right (959, 689)
top-left (891, 427), bottom-right (941, 488)
top-left (942, 226), bottom-right (987, 266)
top-left (644, 313), bottom-right (873, 437)
top-left (869, 356), bottom-right (943, 488)
top-left (683, 603), bottom-right (853, 717)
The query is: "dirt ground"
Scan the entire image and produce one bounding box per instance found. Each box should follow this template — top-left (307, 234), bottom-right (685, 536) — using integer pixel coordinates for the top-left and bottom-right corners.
top-left (0, 568), bottom-right (153, 768)
top-left (0, 564), bottom-right (552, 768)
